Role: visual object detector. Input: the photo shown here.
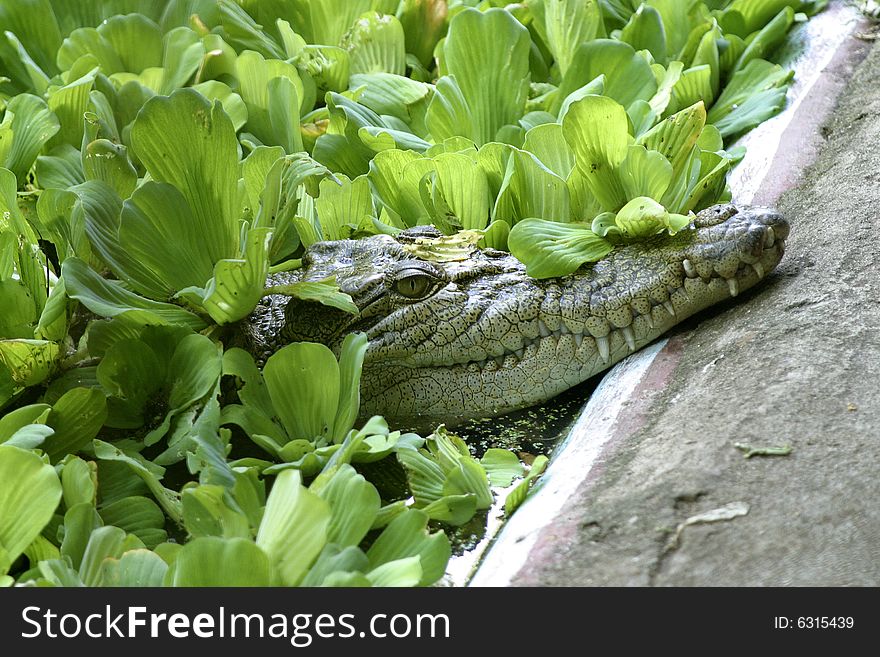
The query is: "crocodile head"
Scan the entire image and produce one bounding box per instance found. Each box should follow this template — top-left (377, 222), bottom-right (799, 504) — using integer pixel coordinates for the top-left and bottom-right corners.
top-left (243, 204), bottom-right (788, 430)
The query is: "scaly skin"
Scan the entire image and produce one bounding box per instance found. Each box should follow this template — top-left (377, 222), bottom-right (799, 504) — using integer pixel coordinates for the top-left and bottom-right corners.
top-left (241, 204), bottom-right (788, 429)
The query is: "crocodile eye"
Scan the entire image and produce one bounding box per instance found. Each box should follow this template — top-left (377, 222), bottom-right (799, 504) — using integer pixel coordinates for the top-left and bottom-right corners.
top-left (393, 272), bottom-right (434, 299)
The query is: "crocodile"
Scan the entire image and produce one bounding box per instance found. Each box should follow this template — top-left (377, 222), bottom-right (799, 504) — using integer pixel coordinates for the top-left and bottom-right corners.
top-left (242, 204), bottom-right (788, 430)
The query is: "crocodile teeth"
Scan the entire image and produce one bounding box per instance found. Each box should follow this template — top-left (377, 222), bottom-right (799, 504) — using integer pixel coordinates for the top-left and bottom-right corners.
top-left (596, 335), bottom-right (610, 362)
top-left (514, 348), bottom-right (524, 359)
top-left (728, 278), bottom-right (739, 297)
top-left (538, 319), bottom-right (551, 337)
top-left (574, 333), bottom-right (583, 347)
top-left (663, 300), bottom-right (676, 317)
top-left (622, 326), bottom-right (636, 352)
top-left (764, 227), bottom-right (775, 248)
top-left (645, 314), bottom-right (654, 329)
top-left (682, 258), bottom-right (697, 278)
top-left (752, 262), bottom-right (765, 279)
top-left (559, 323), bottom-right (570, 335)
top-left (494, 357), bottom-right (505, 368)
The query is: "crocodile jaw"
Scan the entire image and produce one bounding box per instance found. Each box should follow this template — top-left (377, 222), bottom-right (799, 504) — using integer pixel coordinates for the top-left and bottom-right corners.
top-left (358, 207), bottom-right (788, 428)
top-left (246, 205), bottom-right (788, 430)
top-left (362, 238), bottom-right (784, 428)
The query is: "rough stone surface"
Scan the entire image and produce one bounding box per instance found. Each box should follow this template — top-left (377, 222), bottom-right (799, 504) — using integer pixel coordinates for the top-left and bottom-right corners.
top-left (514, 35), bottom-right (880, 587)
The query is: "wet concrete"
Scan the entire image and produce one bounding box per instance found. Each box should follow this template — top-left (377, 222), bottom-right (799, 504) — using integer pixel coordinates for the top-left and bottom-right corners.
top-left (477, 6), bottom-right (880, 586)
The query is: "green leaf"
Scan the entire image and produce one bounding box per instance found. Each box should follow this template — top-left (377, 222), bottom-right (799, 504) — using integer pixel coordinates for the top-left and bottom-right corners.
top-left (508, 218), bottom-right (613, 279)
top-left (619, 4), bottom-right (667, 65)
top-left (99, 496), bottom-right (167, 548)
top-left (79, 526), bottom-right (134, 587)
top-left (62, 257), bottom-right (207, 330)
top-left (181, 485), bottom-right (250, 539)
top-left (118, 182), bottom-right (217, 296)
top-left (267, 278), bottom-right (359, 315)
top-left (481, 449), bottom-right (526, 487)
top-left (420, 495), bottom-right (477, 526)
top-left (505, 455), bottom-right (549, 515)
top-left (44, 387), bottom-right (108, 462)
top-left (522, 123), bottom-right (576, 179)
top-left (59, 501), bottom-right (102, 571)
top-left (75, 179), bottom-right (170, 299)
top-left (179, 227), bottom-right (273, 325)
top-left (432, 153), bottom-right (491, 230)
top-left (159, 26), bottom-right (205, 94)
top-left (608, 196), bottom-right (690, 239)
top-left (312, 464), bottom-right (380, 548)
top-left (93, 439), bottom-right (182, 524)
top-left (130, 88), bottom-right (240, 265)
top-left (315, 175), bottom-right (373, 241)
top-left (36, 277), bottom-right (68, 342)
top-left (332, 332), bottom-right (368, 442)
top-left (96, 338), bottom-right (164, 426)
top-left (397, 0), bottom-right (448, 68)
top-left (264, 342), bottom-right (339, 441)
top-left (191, 80), bottom-right (248, 132)
top-left (685, 150), bottom-right (730, 212)
top-left (443, 458), bottom-right (492, 510)
top-left (237, 51), bottom-right (304, 153)
top-left (554, 39), bottom-right (657, 115)
top-left (638, 101), bottom-right (706, 183)
top-left (562, 94), bottom-right (631, 211)
top-left (0, 403), bottom-right (50, 438)
top-left (1, 94), bottom-right (60, 181)
top-left (0, 168), bottom-right (30, 237)
top-left (349, 73), bottom-right (431, 127)
top-left (366, 508), bottom-right (450, 586)
top-left (47, 67), bottom-right (97, 148)
top-left (145, 333), bottom-right (221, 445)
top-left (273, 0), bottom-right (371, 46)
top-left (82, 139), bottom-right (137, 199)
top-left (3, 424), bottom-right (53, 450)
top-left (647, 0), bottom-right (695, 59)
top-left (707, 58), bottom-right (793, 138)
top-left (494, 148), bottom-right (571, 224)
top-left (397, 446), bottom-right (446, 506)
top-left (100, 549), bottom-right (167, 587)
top-left (300, 543), bottom-right (369, 587)
top-left (368, 149), bottom-right (434, 225)
top-left (428, 8), bottom-right (531, 146)
top-left (343, 12), bottom-right (406, 76)
top-left (256, 469), bottom-right (330, 586)
top-left (0, 0), bottom-right (62, 77)
top-left (0, 339), bottom-right (60, 388)
top-left (216, 0), bottom-right (285, 59)
top-left (0, 278), bottom-right (36, 338)
top-left (618, 144), bottom-right (673, 202)
top-left (367, 555), bottom-right (422, 587)
top-left (168, 536), bottom-right (270, 586)
top-left (57, 28), bottom-right (125, 75)
top-left (720, 0), bottom-right (809, 36)
top-left (0, 445), bottom-right (62, 575)
top-left (534, 0), bottom-right (604, 76)
top-left (100, 13), bottom-right (164, 74)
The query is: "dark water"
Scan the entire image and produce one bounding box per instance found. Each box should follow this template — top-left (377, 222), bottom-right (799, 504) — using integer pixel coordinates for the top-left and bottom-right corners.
top-left (454, 377), bottom-right (599, 458)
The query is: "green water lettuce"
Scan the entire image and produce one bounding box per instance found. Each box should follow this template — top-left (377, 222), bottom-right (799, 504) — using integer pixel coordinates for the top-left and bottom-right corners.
top-left (0, 94), bottom-right (60, 181)
top-left (427, 8), bottom-right (531, 145)
top-left (0, 444), bottom-right (62, 575)
top-left (508, 219), bottom-right (613, 278)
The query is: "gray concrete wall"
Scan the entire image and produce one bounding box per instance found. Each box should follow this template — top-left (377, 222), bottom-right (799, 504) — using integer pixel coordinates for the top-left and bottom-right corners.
top-left (498, 23), bottom-right (880, 587)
